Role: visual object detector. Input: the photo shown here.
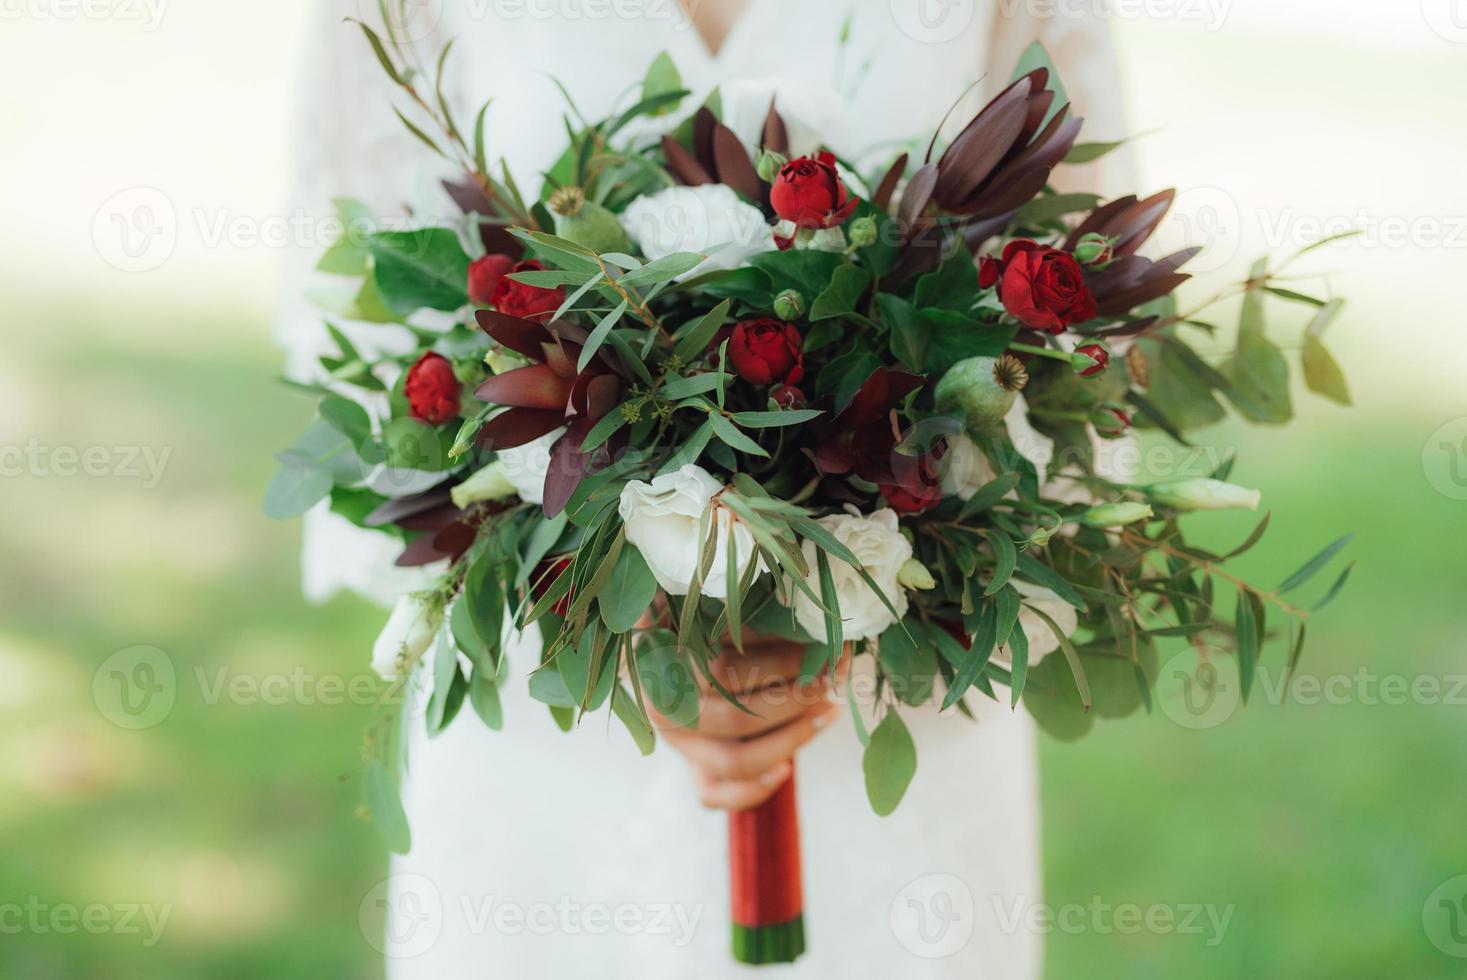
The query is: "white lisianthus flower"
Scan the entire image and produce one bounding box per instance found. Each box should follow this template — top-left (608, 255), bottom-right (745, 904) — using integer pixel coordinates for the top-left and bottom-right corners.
top-left (618, 464), bottom-right (762, 599)
top-left (450, 461), bottom-right (518, 510)
top-left (789, 509), bottom-right (912, 644)
top-left (621, 185), bottom-right (774, 279)
top-left (719, 78), bottom-right (851, 159)
top-left (493, 428), bottom-right (564, 506)
top-left (996, 579), bottom-right (1079, 666)
top-left (941, 395), bottom-right (1055, 500)
top-left (371, 594), bottom-right (441, 681)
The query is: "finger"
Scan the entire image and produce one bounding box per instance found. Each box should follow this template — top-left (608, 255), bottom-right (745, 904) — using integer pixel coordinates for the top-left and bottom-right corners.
top-left (662, 702), bottom-right (839, 782)
top-left (694, 762), bottom-right (792, 812)
top-left (692, 678), bottom-right (832, 739)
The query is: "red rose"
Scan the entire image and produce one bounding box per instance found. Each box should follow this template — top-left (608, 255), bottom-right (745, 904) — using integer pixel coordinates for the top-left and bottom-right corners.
top-left (531, 556), bottom-right (574, 617)
top-left (1073, 343), bottom-right (1110, 377)
top-left (879, 450), bottom-right (943, 514)
top-left (770, 152), bottom-right (860, 230)
top-left (404, 352), bottom-right (462, 426)
top-left (988, 240), bottom-right (1097, 333)
top-left (729, 318), bottom-right (804, 386)
top-left (490, 259), bottom-right (565, 321)
top-left (468, 254), bottom-right (515, 307)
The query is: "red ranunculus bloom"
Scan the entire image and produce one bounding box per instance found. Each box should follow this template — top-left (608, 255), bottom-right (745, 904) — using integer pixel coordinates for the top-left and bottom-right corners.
top-left (879, 445), bottom-right (945, 514)
top-left (987, 240), bottom-right (1097, 333)
top-left (468, 254), bottom-right (516, 307)
top-left (490, 259), bottom-right (565, 321)
top-left (1074, 343), bottom-right (1110, 377)
top-left (729, 318), bottom-right (804, 386)
top-left (404, 352), bottom-right (462, 426)
top-left (770, 151), bottom-right (860, 230)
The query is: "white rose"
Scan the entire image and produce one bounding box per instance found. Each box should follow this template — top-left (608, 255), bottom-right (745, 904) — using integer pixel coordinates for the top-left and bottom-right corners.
top-left (789, 509), bottom-right (912, 643)
top-left (719, 77), bottom-right (851, 159)
top-left (618, 464), bottom-right (762, 599)
top-left (995, 579), bottom-right (1079, 666)
top-left (621, 185), bottom-right (774, 279)
top-left (492, 428), bottom-right (564, 506)
top-left (940, 396), bottom-right (1055, 500)
top-left (371, 593), bottom-right (441, 681)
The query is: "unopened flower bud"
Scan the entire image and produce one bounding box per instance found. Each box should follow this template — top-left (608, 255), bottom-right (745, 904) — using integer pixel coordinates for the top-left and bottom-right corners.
top-left (773, 289), bottom-right (806, 320)
top-left (1093, 405), bottom-right (1132, 439)
top-left (1147, 478), bottom-right (1262, 512)
top-left (897, 558), bottom-right (936, 591)
top-left (847, 216), bottom-right (878, 248)
top-left (451, 461), bottom-right (518, 509)
top-left (1073, 232), bottom-right (1115, 267)
top-left (485, 346), bottom-right (527, 376)
top-left (1071, 342), bottom-right (1110, 377)
top-left (755, 148), bottom-right (789, 184)
top-left (1079, 501), bottom-right (1154, 528)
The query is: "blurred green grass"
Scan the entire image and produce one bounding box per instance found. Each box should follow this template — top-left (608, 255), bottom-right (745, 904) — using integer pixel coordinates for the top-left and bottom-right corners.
top-left (0, 293), bottom-right (1463, 979)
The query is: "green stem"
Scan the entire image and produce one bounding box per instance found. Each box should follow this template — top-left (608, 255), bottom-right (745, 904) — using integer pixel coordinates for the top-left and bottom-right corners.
top-left (1007, 341), bottom-right (1071, 363)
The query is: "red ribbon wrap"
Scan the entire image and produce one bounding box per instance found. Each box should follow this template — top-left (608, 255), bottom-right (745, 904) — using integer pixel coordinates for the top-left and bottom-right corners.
top-left (728, 766), bottom-right (803, 927)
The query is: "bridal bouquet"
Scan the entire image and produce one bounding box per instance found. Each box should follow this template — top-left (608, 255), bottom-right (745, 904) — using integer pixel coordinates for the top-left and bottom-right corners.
top-left (268, 13), bottom-right (1354, 965)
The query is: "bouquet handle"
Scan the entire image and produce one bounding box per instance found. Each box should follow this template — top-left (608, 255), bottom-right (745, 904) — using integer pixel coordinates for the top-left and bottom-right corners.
top-left (728, 764), bottom-right (805, 964)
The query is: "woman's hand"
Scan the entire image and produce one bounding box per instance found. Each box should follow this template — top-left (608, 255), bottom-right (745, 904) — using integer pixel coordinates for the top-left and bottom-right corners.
top-left (647, 631), bottom-right (842, 811)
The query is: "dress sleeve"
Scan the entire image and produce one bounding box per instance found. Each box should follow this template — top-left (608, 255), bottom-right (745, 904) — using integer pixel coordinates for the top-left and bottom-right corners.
top-left (275, 2), bottom-right (452, 608)
top-left (983, 7), bottom-right (1135, 198)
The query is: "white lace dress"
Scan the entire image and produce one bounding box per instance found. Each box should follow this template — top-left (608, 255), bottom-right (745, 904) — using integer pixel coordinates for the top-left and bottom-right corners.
top-left (278, 3), bottom-right (1129, 976)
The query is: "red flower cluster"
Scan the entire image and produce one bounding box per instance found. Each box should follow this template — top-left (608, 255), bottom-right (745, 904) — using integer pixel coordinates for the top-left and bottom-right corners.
top-left (490, 259), bottom-right (565, 321)
top-left (404, 352), bottom-right (462, 426)
top-left (980, 240), bottom-right (1097, 333)
top-left (467, 254), bottom-right (515, 307)
top-left (729, 319), bottom-right (804, 387)
top-left (770, 152), bottom-right (859, 230)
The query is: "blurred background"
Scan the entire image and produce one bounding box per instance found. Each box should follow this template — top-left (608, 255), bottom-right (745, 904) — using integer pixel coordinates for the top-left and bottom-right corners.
top-left (1, 1), bottom-right (1465, 977)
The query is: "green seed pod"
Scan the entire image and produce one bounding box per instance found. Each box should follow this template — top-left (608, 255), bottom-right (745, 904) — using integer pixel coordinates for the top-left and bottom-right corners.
top-left (934, 354), bottom-right (1029, 435)
top-left (549, 186), bottom-right (631, 256)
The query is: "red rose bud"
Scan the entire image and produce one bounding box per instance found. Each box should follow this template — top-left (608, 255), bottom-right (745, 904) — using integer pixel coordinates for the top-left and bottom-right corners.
top-left (1072, 343), bottom-right (1110, 377)
top-left (989, 240), bottom-right (1098, 333)
top-left (978, 256), bottom-right (1001, 289)
top-left (770, 384), bottom-right (806, 409)
top-left (467, 254), bottom-right (515, 307)
top-left (729, 318), bottom-right (805, 386)
top-left (1094, 405), bottom-right (1132, 438)
top-left (404, 352), bottom-right (463, 426)
top-left (1072, 232), bottom-right (1115, 267)
top-left (769, 151), bottom-right (859, 230)
top-left (490, 259), bottom-right (565, 321)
